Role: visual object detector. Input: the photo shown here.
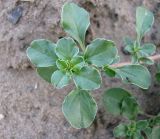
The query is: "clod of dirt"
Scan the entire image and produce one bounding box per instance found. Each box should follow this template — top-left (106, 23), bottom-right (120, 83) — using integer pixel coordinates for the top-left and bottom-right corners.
top-left (7, 6), bottom-right (23, 24)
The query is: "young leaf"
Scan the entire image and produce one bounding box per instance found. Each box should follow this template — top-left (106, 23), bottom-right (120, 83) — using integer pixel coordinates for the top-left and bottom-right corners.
top-left (151, 126), bottom-right (160, 139)
top-left (62, 89), bottom-right (97, 128)
top-left (27, 39), bottom-right (58, 67)
top-left (71, 56), bottom-right (85, 70)
top-left (55, 37), bottom-right (79, 60)
top-left (124, 37), bottom-right (134, 54)
top-left (124, 37), bottom-right (134, 47)
top-left (102, 88), bottom-right (131, 115)
top-left (139, 57), bottom-right (154, 65)
top-left (103, 66), bottom-right (116, 77)
top-left (84, 38), bottom-right (117, 67)
top-left (73, 66), bottom-right (101, 90)
top-left (36, 66), bottom-right (57, 83)
top-left (116, 65), bottom-right (151, 89)
top-left (136, 7), bottom-right (154, 38)
top-left (51, 70), bottom-right (70, 88)
top-left (61, 3), bottom-right (90, 48)
top-left (56, 56), bottom-right (85, 72)
top-left (113, 124), bottom-right (127, 138)
top-left (56, 59), bottom-right (68, 70)
top-left (140, 43), bottom-right (156, 56)
top-left (121, 97), bottom-right (139, 120)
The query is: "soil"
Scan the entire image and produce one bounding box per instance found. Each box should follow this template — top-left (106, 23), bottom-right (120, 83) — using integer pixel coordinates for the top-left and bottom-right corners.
top-left (0, 0), bottom-right (160, 139)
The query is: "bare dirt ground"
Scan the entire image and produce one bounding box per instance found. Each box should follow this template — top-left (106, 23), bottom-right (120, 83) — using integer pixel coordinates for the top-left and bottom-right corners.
top-left (0, 0), bottom-right (160, 139)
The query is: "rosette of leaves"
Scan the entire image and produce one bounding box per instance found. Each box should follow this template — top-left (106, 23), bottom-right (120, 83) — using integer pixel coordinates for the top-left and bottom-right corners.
top-left (27, 3), bottom-right (153, 129)
top-left (124, 6), bottom-right (156, 65)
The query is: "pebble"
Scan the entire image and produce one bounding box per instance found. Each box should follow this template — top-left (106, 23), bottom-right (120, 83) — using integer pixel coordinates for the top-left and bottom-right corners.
top-left (0, 114), bottom-right (4, 120)
top-left (7, 6), bottom-right (23, 24)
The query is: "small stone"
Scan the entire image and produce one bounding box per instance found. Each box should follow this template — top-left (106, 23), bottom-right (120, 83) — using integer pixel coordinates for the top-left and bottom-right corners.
top-left (7, 6), bottom-right (23, 24)
top-left (0, 114), bottom-right (4, 120)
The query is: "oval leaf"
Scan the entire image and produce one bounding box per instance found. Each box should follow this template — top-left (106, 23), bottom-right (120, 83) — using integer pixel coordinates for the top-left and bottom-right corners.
top-left (113, 124), bottom-right (127, 138)
top-left (102, 88), bottom-right (131, 115)
top-left (27, 39), bottom-right (58, 67)
top-left (140, 43), bottom-right (156, 56)
top-left (61, 3), bottom-right (90, 47)
top-left (139, 57), bottom-right (154, 65)
top-left (116, 65), bottom-right (151, 89)
top-left (121, 97), bottom-right (139, 120)
top-left (62, 89), bottom-right (97, 128)
top-left (55, 37), bottom-right (79, 60)
top-left (136, 7), bottom-right (154, 38)
top-left (51, 70), bottom-right (70, 88)
top-left (85, 38), bottom-right (117, 67)
top-left (151, 127), bottom-right (160, 139)
top-left (73, 66), bottom-right (101, 90)
top-left (37, 66), bottom-right (57, 83)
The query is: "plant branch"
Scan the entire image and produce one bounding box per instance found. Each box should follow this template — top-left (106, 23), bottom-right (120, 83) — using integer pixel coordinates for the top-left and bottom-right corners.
top-left (111, 54), bottom-right (160, 68)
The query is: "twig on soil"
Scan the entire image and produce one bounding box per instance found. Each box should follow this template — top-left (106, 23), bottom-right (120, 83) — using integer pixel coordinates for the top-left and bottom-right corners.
top-left (111, 54), bottom-right (160, 68)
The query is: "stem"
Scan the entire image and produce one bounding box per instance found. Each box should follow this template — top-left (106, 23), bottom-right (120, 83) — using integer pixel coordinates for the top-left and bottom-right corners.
top-left (111, 54), bottom-right (160, 68)
top-left (143, 113), bottom-right (155, 118)
top-left (80, 42), bottom-right (85, 52)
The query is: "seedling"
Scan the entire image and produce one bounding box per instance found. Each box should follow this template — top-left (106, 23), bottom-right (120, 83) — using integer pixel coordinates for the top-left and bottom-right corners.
top-left (27, 3), bottom-right (160, 138)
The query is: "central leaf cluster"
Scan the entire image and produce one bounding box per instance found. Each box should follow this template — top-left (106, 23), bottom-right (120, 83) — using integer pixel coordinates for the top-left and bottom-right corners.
top-left (26, 2), bottom-right (154, 130)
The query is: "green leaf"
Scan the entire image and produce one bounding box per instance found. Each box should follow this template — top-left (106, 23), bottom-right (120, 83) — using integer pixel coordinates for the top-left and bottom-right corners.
top-left (156, 72), bottom-right (160, 83)
top-left (121, 97), bottom-right (139, 120)
top-left (56, 56), bottom-right (85, 72)
top-left (56, 59), bottom-right (68, 70)
top-left (103, 66), bottom-right (116, 77)
top-left (51, 70), bottom-right (70, 88)
top-left (111, 56), bottom-right (120, 64)
top-left (124, 37), bottom-right (134, 54)
top-left (143, 127), bottom-right (152, 139)
top-left (124, 37), bottom-right (134, 47)
top-left (132, 54), bottom-right (139, 64)
top-left (125, 45), bottom-right (134, 54)
top-left (113, 124), bottom-right (127, 138)
top-left (62, 89), bottom-right (97, 128)
top-left (133, 131), bottom-right (144, 139)
top-left (139, 57), bottom-right (154, 65)
top-left (61, 3), bottom-right (90, 48)
top-left (151, 126), bottom-right (160, 139)
top-left (73, 66), bottom-right (101, 90)
top-left (116, 65), bottom-right (151, 89)
top-left (36, 66), bottom-right (57, 83)
top-left (102, 88), bottom-right (131, 115)
top-left (27, 39), bottom-right (58, 67)
top-left (140, 43), bottom-right (156, 56)
top-left (136, 7), bottom-right (154, 38)
top-left (55, 37), bottom-right (79, 60)
top-left (136, 120), bottom-right (148, 130)
top-left (149, 116), bottom-right (160, 127)
top-left (85, 38), bottom-right (117, 67)
top-left (70, 56), bottom-right (85, 70)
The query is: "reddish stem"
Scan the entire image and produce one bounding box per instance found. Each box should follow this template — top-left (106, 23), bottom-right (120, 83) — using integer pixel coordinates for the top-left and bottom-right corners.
top-left (111, 54), bottom-right (160, 68)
